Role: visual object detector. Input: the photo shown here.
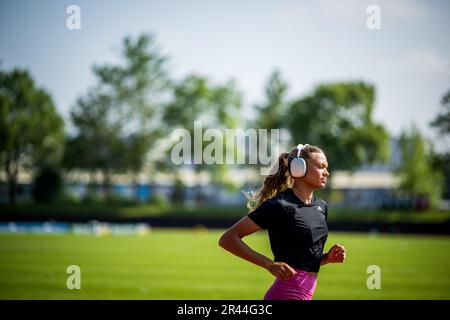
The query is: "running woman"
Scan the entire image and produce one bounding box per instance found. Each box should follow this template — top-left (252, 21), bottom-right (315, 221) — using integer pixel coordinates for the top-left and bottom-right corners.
top-left (219, 144), bottom-right (346, 300)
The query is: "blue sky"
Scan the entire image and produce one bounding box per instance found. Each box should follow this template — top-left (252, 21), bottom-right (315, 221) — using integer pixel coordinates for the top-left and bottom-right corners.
top-left (1, 0), bottom-right (449, 150)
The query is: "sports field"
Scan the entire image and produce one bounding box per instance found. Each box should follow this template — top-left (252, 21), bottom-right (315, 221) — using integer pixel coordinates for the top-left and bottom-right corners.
top-left (0, 230), bottom-right (449, 299)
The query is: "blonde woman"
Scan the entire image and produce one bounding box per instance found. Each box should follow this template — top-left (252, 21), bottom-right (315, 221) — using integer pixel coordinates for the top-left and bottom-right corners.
top-left (219, 144), bottom-right (346, 300)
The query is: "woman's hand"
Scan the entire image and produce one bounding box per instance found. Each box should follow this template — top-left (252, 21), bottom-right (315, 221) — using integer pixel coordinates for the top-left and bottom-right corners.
top-left (266, 262), bottom-right (297, 280)
top-left (326, 244), bottom-right (346, 263)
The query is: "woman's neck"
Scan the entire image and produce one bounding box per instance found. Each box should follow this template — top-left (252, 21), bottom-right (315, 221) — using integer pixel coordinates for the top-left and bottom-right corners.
top-left (292, 182), bottom-right (314, 204)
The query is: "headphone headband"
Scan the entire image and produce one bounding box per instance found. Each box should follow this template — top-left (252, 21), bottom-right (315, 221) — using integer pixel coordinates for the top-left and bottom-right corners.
top-left (296, 144), bottom-right (310, 157)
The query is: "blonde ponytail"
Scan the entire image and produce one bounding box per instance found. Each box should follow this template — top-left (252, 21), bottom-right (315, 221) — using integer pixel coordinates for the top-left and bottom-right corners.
top-left (244, 152), bottom-right (294, 212)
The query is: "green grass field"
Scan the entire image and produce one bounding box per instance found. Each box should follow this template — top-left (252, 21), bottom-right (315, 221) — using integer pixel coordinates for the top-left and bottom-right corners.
top-left (0, 230), bottom-right (449, 299)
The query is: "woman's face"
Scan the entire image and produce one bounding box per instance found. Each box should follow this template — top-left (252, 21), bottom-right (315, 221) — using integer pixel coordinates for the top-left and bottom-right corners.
top-left (303, 152), bottom-right (329, 189)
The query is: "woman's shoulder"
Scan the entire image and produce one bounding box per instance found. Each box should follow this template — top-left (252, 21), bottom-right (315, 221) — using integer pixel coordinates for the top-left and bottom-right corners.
top-left (270, 189), bottom-right (292, 205)
top-left (260, 194), bottom-right (284, 208)
top-left (270, 189), bottom-right (297, 211)
top-left (315, 197), bottom-right (328, 206)
top-left (314, 197), bottom-right (328, 212)
top-left (254, 191), bottom-right (288, 212)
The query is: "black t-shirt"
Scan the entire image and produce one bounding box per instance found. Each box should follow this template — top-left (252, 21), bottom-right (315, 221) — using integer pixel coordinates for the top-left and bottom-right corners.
top-left (247, 188), bottom-right (328, 273)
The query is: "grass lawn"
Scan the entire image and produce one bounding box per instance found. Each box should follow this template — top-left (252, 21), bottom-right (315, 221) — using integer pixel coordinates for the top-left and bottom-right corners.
top-left (0, 230), bottom-right (449, 299)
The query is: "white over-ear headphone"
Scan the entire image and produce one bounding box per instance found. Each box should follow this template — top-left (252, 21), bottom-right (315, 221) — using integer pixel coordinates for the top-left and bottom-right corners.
top-left (288, 144), bottom-right (310, 178)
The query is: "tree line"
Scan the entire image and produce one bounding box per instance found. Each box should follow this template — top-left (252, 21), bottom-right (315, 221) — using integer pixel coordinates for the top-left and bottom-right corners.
top-left (0, 33), bottom-right (448, 207)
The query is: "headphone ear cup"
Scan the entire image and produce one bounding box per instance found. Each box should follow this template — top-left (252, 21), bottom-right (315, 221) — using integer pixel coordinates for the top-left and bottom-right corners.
top-left (290, 157), bottom-right (307, 178)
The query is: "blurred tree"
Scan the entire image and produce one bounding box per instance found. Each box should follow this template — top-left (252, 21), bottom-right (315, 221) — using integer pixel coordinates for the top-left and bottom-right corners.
top-left (430, 88), bottom-right (450, 199)
top-left (287, 82), bottom-right (390, 172)
top-left (164, 75), bottom-right (242, 130)
top-left (32, 166), bottom-right (63, 204)
top-left (251, 70), bottom-right (290, 176)
top-left (430, 152), bottom-right (449, 199)
top-left (64, 93), bottom-right (125, 197)
top-left (0, 68), bottom-right (65, 204)
top-left (163, 75), bottom-right (243, 192)
top-left (431, 89), bottom-right (450, 136)
top-left (92, 33), bottom-right (170, 132)
top-left (397, 125), bottom-right (443, 208)
top-left (170, 177), bottom-right (185, 205)
top-left (254, 70), bottom-right (289, 130)
top-left (65, 34), bottom-right (170, 199)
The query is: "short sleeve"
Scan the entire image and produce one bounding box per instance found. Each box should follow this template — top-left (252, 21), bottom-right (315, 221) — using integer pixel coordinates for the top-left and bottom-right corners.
top-left (321, 200), bottom-right (328, 221)
top-left (247, 199), bottom-right (283, 229)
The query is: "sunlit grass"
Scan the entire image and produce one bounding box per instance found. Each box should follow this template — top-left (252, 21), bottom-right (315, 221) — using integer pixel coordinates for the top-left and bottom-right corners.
top-left (0, 230), bottom-right (449, 299)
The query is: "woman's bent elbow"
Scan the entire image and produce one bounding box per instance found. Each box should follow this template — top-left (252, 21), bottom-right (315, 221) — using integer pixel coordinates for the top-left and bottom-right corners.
top-left (218, 234), bottom-right (228, 248)
top-left (219, 232), bottom-right (237, 249)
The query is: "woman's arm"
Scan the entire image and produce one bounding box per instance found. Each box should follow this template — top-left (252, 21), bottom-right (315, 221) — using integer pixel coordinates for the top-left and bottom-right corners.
top-left (219, 217), bottom-right (296, 280)
top-left (219, 217), bottom-right (272, 269)
top-left (320, 252), bottom-right (330, 266)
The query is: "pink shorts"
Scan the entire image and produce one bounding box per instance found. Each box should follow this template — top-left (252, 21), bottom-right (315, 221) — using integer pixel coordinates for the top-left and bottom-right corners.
top-left (263, 269), bottom-right (318, 300)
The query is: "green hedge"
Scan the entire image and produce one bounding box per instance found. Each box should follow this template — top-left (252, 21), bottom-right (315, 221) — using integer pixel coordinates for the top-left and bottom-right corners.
top-left (0, 203), bottom-right (449, 223)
